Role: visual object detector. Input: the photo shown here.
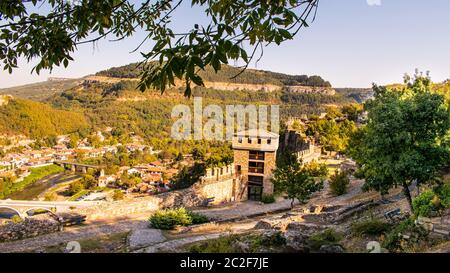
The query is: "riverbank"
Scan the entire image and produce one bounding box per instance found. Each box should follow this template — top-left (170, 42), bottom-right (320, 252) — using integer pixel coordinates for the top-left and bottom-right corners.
top-left (6, 172), bottom-right (81, 201)
top-left (0, 165), bottom-right (64, 199)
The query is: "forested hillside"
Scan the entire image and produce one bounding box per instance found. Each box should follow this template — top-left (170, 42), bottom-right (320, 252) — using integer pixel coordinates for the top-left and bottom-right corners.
top-left (0, 97), bottom-right (89, 138)
top-left (0, 62), bottom-right (383, 143)
top-left (96, 63), bottom-right (332, 87)
top-left (44, 78), bottom-right (352, 146)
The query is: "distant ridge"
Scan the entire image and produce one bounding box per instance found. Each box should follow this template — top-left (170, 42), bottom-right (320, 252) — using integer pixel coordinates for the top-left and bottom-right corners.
top-left (96, 63), bottom-right (333, 88)
top-left (0, 78), bottom-right (82, 101)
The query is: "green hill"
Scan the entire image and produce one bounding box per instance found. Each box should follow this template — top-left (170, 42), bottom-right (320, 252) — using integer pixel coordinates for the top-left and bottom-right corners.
top-left (0, 62), bottom-right (370, 143)
top-left (46, 78), bottom-right (351, 142)
top-left (0, 97), bottom-right (89, 138)
top-left (96, 63), bottom-right (332, 87)
top-left (0, 78), bottom-right (82, 102)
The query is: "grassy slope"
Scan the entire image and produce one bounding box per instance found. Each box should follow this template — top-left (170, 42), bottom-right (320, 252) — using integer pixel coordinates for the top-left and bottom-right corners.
top-left (0, 79), bottom-right (82, 102)
top-left (0, 164), bottom-right (64, 199)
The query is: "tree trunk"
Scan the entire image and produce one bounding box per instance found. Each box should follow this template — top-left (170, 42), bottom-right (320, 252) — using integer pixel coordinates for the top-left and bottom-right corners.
top-left (290, 199), bottom-right (295, 209)
top-left (402, 182), bottom-right (413, 212)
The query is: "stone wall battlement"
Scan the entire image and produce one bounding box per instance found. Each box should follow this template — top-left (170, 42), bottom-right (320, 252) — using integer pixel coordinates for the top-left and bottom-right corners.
top-left (201, 164), bottom-right (235, 182)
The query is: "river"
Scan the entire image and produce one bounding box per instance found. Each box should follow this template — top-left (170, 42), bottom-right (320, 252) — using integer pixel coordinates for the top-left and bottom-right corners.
top-left (7, 173), bottom-right (81, 200)
top-left (0, 173), bottom-right (81, 219)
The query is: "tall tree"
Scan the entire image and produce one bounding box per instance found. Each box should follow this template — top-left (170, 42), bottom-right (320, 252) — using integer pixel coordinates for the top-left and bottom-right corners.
top-left (0, 0), bottom-right (319, 96)
top-left (273, 151), bottom-right (328, 208)
top-left (349, 74), bottom-right (450, 211)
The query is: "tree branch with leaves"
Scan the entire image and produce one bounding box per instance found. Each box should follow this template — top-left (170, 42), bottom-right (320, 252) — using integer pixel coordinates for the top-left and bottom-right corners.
top-left (0, 0), bottom-right (320, 96)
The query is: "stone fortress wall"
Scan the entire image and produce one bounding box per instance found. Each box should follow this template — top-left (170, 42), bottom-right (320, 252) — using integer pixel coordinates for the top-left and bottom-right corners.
top-left (78, 164), bottom-right (239, 220)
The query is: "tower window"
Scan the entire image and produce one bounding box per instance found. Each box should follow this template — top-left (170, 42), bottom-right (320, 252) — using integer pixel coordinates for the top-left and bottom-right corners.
top-left (257, 138), bottom-right (262, 144)
top-left (238, 137), bottom-right (243, 143)
top-left (249, 151), bottom-right (265, 160)
top-left (249, 161), bottom-right (264, 174)
top-left (267, 139), bottom-right (272, 144)
top-left (248, 138), bottom-right (252, 143)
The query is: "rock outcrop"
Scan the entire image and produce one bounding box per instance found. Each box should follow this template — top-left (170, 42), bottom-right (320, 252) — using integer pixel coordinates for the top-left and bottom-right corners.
top-left (0, 214), bottom-right (61, 242)
top-left (284, 85), bottom-right (336, 95)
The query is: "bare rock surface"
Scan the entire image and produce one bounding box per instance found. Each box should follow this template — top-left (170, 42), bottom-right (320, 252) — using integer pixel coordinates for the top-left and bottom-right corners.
top-left (127, 228), bottom-right (166, 250)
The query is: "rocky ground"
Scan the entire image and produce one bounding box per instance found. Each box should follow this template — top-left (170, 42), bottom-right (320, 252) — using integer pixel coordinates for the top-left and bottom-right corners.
top-left (1, 160), bottom-right (448, 253)
top-left (127, 177), bottom-right (449, 254)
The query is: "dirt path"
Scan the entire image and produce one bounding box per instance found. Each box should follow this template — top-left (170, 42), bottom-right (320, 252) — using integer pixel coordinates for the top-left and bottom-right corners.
top-left (135, 221), bottom-right (258, 253)
top-left (0, 176), bottom-right (410, 253)
top-left (193, 199), bottom-right (297, 222)
top-left (0, 200), bottom-right (296, 253)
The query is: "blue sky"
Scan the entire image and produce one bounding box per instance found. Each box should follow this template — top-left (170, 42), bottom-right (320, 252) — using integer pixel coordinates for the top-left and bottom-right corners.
top-left (1, 0), bottom-right (449, 88)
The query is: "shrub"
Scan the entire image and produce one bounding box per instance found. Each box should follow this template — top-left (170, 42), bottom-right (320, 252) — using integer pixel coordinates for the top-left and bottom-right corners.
top-left (112, 190), bottom-right (124, 201)
top-left (259, 231), bottom-right (286, 247)
top-left (436, 182), bottom-right (450, 207)
top-left (307, 228), bottom-right (343, 251)
top-left (11, 215), bottom-right (23, 224)
top-left (329, 170), bottom-right (350, 196)
top-left (67, 180), bottom-right (85, 195)
top-left (44, 192), bottom-right (57, 201)
top-left (189, 211), bottom-right (209, 225)
top-left (261, 194), bottom-right (276, 204)
top-left (189, 232), bottom-right (287, 253)
top-left (351, 219), bottom-right (392, 236)
top-left (149, 208), bottom-right (209, 230)
top-left (189, 234), bottom-right (239, 253)
top-left (382, 219), bottom-right (428, 253)
top-left (413, 190), bottom-right (439, 217)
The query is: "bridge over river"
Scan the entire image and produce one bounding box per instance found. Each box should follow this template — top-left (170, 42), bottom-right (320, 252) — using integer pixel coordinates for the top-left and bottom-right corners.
top-left (54, 161), bottom-right (106, 175)
top-left (0, 199), bottom-right (100, 219)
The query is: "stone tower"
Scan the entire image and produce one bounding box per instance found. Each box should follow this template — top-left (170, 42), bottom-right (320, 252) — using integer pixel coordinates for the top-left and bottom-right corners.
top-left (232, 129), bottom-right (279, 201)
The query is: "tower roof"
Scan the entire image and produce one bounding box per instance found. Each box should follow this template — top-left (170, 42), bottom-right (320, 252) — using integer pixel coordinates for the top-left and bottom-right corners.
top-left (234, 129), bottom-right (279, 139)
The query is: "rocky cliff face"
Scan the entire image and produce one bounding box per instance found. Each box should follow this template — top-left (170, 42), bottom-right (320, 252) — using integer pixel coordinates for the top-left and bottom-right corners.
top-left (203, 81), bottom-right (281, 92)
top-left (84, 76), bottom-right (339, 95)
top-left (284, 86), bottom-right (336, 95)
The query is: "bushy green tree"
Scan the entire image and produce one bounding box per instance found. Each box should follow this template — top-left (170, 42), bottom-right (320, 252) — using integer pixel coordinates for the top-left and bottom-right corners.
top-left (342, 103), bottom-right (363, 122)
top-left (118, 173), bottom-right (141, 189)
top-left (67, 180), bottom-right (84, 195)
top-left (307, 118), bottom-right (356, 152)
top-left (273, 151), bottom-right (328, 208)
top-left (171, 162), bottom-right (206, 190)
top-left (349, 74), bottom-right (450, 211)
top-left (329, 170), bottom-right (350, 196)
